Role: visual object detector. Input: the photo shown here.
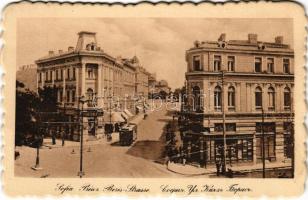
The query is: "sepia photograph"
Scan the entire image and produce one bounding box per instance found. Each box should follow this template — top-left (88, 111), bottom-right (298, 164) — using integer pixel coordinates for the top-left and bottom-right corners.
top-left (2, 1), bottom-right (306, 197)
top-left (14, 17), bottom-right (294, 178)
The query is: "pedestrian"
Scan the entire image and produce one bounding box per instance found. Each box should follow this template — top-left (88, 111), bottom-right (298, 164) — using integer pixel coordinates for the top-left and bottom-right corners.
top-left (61, 130), bottom-right (65, 146)
top-left (51, 130), bottom-right (56, 145)
top-left (216, 159), bottom-right (221, 176)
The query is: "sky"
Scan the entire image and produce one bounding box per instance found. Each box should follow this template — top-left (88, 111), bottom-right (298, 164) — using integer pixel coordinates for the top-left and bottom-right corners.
top-left (17, 18), bottom-right (293, 90)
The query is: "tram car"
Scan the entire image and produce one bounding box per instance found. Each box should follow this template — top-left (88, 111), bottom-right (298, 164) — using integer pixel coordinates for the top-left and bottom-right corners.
top-left (119, 123), bottom-right (137, 146)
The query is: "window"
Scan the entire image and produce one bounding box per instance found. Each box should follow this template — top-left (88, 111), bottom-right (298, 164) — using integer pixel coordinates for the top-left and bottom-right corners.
top-left (56, 70), bottom-right (59, 80)
top-left (267, 58), bottom-right (274, 73)
top-left (284, 87), bottom-right (291, 110)
top-left (72, 67), bottom-right (76, 80)
top-left (59, 90), bottom-right (63, 102)
top-left (214, 55), bottom-right (221, 71)
top-left (283, 58), bottom-right (290, 74)
top-left (268, 87), bottom-right (275, 110)
top-left (214, 123), bottom-right (223, 132)
top-left (72, 90), bottom-right (76, 102)
top-left (226, 123), bottom-right (236, 132)
top-left (228, 86), bottom-right (235, 110)
top-left (39, 73), bottom-right (42, 82)
top-left (49, 71), bottom-right (52, 81)
top-left (255, 87), bottom-right (262, 109)
top-left (214, 86), bottom-right (222, 111)
top-left (193, 55), bottom-right (202, 71)
top-left (192, 86), bottom-right (201, 111)
top-left (227, 56), bottom-right (235, 72)
top-left (45, 71), bottom-right (48, 82)
top-left (256, 122), bottom-right (276, 133)
top-left (255, 57), bottom-right (262, 72)
top-left (87, 69), bottom-right (94, 79)
top-left (66, 90), bottom-right (70, 102)
top-left (67, 68), bottom-right (70, 80)
top-left (60, 69), bottom-right (63, 80)
top-left (214, 123), bottom-right (236, 132)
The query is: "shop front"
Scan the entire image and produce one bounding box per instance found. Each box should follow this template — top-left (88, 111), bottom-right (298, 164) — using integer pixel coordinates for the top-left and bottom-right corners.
top-left (181, 131), bottom-right (254, 167)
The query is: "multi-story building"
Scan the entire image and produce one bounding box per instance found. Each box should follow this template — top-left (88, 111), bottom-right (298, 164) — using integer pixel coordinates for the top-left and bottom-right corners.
top-left (36, 31), bottom-right (149, 140)
top-left (184, 33), bottom-right (294, 166)
top-left (132, 56), bottom-right (150, 99)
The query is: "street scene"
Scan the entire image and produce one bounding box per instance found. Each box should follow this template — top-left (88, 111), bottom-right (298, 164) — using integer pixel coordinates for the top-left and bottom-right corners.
top-left (15, 18), bottom-right (294, 178)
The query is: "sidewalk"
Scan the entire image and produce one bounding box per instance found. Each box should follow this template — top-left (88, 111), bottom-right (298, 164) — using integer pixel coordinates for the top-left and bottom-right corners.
top-left (167, 160), bottom-right (292, 176)
top-left (41, 113), bottom-right (146, 149)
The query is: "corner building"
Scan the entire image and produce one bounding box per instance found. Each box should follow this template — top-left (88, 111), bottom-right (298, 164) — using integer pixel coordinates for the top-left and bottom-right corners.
top-left (36, 31), bottom-right (149, 140)
top-left (185, 33), bottom-right (294, 165)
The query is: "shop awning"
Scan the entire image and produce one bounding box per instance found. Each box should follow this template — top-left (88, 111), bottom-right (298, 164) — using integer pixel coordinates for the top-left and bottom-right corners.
top-left (124, 109), bottom-right (134, 117)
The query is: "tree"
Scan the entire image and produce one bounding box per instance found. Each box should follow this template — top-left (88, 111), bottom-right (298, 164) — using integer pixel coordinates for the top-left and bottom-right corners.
top-left (15, 82), bottom-right (59, 146)
top-left (15, 80), bottom-right (40, 146)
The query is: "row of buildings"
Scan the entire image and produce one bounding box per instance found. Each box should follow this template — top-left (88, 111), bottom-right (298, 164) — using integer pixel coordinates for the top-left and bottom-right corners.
top-left (35, 31), bottom-right (166, 140)
top-left (182, 33), bottom-right (294, 166)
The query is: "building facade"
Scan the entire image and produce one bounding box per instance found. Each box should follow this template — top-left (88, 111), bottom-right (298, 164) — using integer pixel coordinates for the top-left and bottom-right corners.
top-left (184, 33), bottom-right (294, 165)
top-left (36, 31), bottom-right (150, 140)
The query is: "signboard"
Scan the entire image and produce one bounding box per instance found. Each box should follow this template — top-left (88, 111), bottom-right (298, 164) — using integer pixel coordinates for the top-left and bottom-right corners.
top-left (81, 109), bottom-right (104, 117)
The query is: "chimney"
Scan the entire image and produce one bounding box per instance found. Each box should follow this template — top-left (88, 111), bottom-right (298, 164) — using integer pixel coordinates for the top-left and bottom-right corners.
top-left (218, 33), bottom-right (226, 42)
top-left (58, 50), bottom-right (63, 54)
top-left (48, 50), bottom-right (54, 56)
top-left (68, 46), bottom-right (74, 51)
top-left (275, 36), bottom-right (283, 44)
top-left (248, 33), bottom-right (258, 44)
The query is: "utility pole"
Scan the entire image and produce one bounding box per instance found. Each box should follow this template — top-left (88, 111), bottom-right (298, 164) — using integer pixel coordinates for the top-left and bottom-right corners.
top-left (78, 96), bottom-right (85, 178)
top-left (262, 107), bottom-right (265, 178)
top-left (221, 70), bottom-right (227, 173)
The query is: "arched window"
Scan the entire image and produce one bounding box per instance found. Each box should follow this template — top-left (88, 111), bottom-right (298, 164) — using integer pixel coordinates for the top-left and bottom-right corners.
top-left (228, 86), bottom-right (235, 110)
top-left (284, 87), bottom-right (291, 110)
top-left (268, 87), bottom-right (275, 110)
top-left (255, 87), bottom-right (262, 109)
top-left (192, 86), bottom-right (202, 111)
top-left (214, 86), bottom-right (222, 111)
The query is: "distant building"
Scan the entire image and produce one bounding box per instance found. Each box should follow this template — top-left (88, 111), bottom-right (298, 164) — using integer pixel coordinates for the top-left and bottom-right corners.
top-left (35, 31), bottom-right (151, 140)
top-left (16, 64), bottom-right (37, 91)
top-left (131, 56), bottom-right (150, 99)
top-left (184, 33), bottom-right (294, 165)
top-left (148, 73), bottom-right (171, 99)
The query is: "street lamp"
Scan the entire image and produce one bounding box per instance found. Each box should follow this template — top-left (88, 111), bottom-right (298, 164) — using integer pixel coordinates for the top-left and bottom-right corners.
top-left (77, 95), bottom-right (87, 178)
top-left (31, 115), bottom-right (43, 170)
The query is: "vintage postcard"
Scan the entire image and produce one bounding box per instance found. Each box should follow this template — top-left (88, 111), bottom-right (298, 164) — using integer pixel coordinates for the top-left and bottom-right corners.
top-left (1, 1), bottom-right (307, 197)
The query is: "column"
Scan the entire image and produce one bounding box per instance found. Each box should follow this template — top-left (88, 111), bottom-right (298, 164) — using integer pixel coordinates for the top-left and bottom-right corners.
top-left (223, 83), bottom-right (228, 112)
top-left (52, 69), bottom-right (54, 85)
top-left (97, 64), bottom-right (102, 107)
top-left (41, 71), bottom-right (45, 88)
top-left (36, 72), bottom-right (39, 92)
top-left (81, 63), bottom-right (86, 96)
top-left (63, 67), bottom-right (66, 103)
top-left (235, 83), bottom-right (241, 112)
top-left (76, 67), bottom-right (79, 99)
top-left (263, 84), bottom-right (268, 112)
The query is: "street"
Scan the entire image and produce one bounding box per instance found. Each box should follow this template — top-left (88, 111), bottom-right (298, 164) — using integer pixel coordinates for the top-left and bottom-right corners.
top-left (15, 104), bottom-right (178, 178)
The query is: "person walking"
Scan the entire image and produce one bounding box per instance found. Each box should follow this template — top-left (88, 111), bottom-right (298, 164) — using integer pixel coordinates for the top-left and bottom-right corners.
top-left (216, 158), bottom-right (221, 176)
top-left (51, 130), bottom-right (56, 145)
top-left (61, 130), bottom-right (65, 146)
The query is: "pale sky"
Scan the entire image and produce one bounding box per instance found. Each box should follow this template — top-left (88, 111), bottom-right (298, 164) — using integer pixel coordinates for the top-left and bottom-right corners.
top-left (17, 18), bottom-right (293, 89)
